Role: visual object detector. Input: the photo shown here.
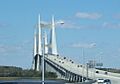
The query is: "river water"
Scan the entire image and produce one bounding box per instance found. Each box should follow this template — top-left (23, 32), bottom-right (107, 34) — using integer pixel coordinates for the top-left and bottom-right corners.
top-left (0, 80), bottom-right (66, 84)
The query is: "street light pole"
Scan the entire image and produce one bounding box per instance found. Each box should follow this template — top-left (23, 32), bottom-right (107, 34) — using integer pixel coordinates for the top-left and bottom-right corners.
top-left (42, 32), bottom-right (45, 84)
top-left (86, 63), bottom-right (89, 80)
top-left (82, 48), bottom-right (85, 82)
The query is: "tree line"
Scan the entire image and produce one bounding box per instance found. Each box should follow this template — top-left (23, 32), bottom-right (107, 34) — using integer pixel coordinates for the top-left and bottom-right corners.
top-left (0, 66), bottom-right (57, 78)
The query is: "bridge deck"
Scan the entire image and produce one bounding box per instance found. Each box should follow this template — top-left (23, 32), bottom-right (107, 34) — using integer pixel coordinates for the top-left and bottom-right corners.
top-left (45, 55), bottom-right (120, 84)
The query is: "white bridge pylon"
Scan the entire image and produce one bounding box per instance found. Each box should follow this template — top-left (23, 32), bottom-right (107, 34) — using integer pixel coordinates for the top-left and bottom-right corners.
top-left (32, 15), bottom-right (64, 71)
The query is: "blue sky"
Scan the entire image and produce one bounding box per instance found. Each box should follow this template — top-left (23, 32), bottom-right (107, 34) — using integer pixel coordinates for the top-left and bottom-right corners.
top-left (0, 0), bottom-right (120, 69)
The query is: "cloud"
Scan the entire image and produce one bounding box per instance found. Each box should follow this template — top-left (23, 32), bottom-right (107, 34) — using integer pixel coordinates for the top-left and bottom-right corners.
top-left (0, 22), bottom-right (8, 28)
top-left (0, 45), bottom-right (6, 53)
top-left (57, 20), bottom-right (101, 29)
top-left (57, 20), bottom-right (120, 29)
top-left (57, 20), bottom-right (88, 29)
top-left (0, 23), bottom-right (5, 28)
top-left (113, 14), bottom-right (120, 19)
top-left (102, 22), bottom-right (120, 28)
top-left (0, 44), bottom-right (22, 55)
top-left (71, 43), bottom-right (96, 48)
top-left (56, 13), bottom-right (120, 29)
top-left (0, 40), bottom-right (32, 56)
top-left (75, 12), bottom-right (102, 19)
top-left (58, 22), bottom-right (82, 29)
top-left (56, 12), bottom-right (102, 29)
top-left (117, 48), bottom-right (120, 52)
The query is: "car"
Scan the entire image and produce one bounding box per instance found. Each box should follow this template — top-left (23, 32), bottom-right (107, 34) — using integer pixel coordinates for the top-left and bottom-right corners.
top-left (97, 78), bottom-right (104, 83)
top-left (104, 71), bottom-right (108, 75)
top-left (103, 79), bottom-right (111, 84)
top-left (96, 71), bottom-right (99, 73)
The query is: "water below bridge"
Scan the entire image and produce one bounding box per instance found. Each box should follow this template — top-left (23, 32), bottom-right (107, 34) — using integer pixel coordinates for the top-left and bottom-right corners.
top-left (0, 80), bottom-right (67, 84)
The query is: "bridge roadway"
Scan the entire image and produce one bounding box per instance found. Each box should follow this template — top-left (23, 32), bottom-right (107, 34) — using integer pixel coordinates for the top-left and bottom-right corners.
top-left (45, 54), bottom-right (120, 84)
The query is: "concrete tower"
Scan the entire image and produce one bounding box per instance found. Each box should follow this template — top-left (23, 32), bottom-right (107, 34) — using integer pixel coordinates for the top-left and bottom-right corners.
top-left (49, 16), bottom-right (58, 55)
top-left (36, 14), bottom-right (42, 71)
top-left (32, 14), bottom-right (42, 71)
top-left (32, 28), bottom-right (37, 70)
top-left (33, 29), bottom-right (37, 58)
top-left (38, 14), bottom-right (42, 55)
top-left (44, 32), bottom-right (48, 54)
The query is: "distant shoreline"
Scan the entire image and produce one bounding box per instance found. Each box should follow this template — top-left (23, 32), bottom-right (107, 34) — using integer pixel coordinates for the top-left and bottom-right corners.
top-left (0, 77), bottom-right (61, 81)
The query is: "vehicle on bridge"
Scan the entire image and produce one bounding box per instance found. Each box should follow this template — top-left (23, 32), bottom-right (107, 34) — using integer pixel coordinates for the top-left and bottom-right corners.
top-left (97, 78), bottom-right (111, 84)
top-left (97, 78), bottom-right (104, 84)
top-left (103, 79), bottom-right (111, 84)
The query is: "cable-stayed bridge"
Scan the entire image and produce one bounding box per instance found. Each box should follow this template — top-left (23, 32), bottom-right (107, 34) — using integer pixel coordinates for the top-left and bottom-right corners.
top-left (32, 15), bottom-right (120, 84)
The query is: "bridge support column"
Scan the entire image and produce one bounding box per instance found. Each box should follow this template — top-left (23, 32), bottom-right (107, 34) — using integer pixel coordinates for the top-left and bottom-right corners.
top-left (69, 74), bottom-right (73, 82)
top-left (68, 74), bottom-right (71, 82)
top-left (65, 71), bottom-right (69, 80)
top-left (79, 76), bottom-right (82, 82)
top-left (73, 75), bottom-right (76, 82)
top-left (76, 75), bottom-right (79, 82)
top-left (68, 73), bottom-right (71, 82)
top-left (81, 76), bottom-right (84, 82)
top-left (77, 76), bottom-right (80, 82)
top-left (75, 75), bottom-right (78, 82)
top-left (74, 74), bottom-right (78, 82)
top-left (60, 71), bottom-right (66, 80)
top-left (71, 75), bottom-right (73, 82)
top-left (71, 74), bottom-right (75, 82)
top-left (71, 75), bottom-right (74, 82)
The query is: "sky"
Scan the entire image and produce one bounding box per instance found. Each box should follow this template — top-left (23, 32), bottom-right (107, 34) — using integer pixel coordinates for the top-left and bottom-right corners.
top-left (0, 0), bottom-right (120, 69)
